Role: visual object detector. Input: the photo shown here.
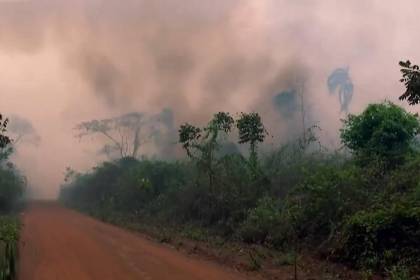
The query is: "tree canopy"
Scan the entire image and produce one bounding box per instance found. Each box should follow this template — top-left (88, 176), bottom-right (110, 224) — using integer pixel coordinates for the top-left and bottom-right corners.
top-left (0, 115), bottom-right (11, 149)
top-left (340, 101), bottom-right (420, 166)
top-left (327, 67), bottom-right (354, 112)
top-left (0, 113), bottom-right (25, 212)
top-left (399, 60), bottom-right (420, 105)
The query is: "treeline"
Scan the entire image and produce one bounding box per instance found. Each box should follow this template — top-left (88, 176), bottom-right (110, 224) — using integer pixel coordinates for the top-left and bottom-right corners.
top-left (0, 114), bottom-right (25, 280)
top-left (60, 101), bottom-right (420, 277)
top-left (0, 114), bottom-right (25, 213)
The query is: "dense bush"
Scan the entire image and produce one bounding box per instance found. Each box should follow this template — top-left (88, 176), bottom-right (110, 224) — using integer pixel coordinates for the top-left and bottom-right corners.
top-left (0, 114), bottom-right (25, 280)
top-left (340, 101), bottom-right (420, 168)
top-left (0, 114), bottom-right (25, 213)
top-left (339, 203), bottom-right (420, 270)
top-left (238, 196), bottom-right (281, 244)
top-left (60, 158), bottom-right (190, 219)
top-left (284, 164), bottom-right (368, 246)
top-left (0, 166), bottom-right (25, 213)
top-left (60, 102), bottom-right (420, 276)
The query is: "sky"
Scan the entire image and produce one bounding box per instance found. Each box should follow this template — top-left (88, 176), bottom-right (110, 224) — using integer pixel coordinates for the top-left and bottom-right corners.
top-left (1, 0), bottom-right (420, 198)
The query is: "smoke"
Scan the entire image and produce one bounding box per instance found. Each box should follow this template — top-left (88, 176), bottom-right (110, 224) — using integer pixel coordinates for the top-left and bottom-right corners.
top-left (327, 68), bottom-right (354, 113)
top-left (151, 108), bottom-right (179, 159)
top-left (1, 0), bottom-right (420, 198)
top-left (273, 90), bottom-right (298, 119)
top-left (75, 109), bottom-right (179, 160)
top-left (75, 51), bottom-right (122, 107)
top-left (8, 115), bottom-right (41, 146)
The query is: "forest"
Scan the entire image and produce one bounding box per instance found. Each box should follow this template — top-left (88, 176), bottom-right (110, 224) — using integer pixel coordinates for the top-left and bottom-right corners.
top-left (58, 62), bottom-right (420, 278)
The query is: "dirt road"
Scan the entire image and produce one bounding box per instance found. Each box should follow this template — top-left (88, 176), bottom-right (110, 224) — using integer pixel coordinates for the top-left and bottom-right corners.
top-left (18, 202), bottom-right (252, 280)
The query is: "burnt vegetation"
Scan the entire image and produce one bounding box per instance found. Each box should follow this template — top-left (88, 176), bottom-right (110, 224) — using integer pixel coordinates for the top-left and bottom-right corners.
top-left (58, 62), bottom-right (420, 278)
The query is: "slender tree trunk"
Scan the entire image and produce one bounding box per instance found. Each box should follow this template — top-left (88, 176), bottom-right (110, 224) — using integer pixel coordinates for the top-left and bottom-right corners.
top-left (299, 81), bottom-right (306, 145)
top-left (249, 143), bottom-right (258, 177)
top-left (132, 126), bottom-right (141, 158)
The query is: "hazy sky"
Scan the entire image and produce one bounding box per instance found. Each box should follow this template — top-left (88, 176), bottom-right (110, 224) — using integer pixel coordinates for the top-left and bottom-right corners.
top-left (1, 0), bottom-right (419, 198)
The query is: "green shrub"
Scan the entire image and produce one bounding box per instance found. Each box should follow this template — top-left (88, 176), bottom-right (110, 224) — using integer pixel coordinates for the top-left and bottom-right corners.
top-left (239, 196), bottom-right (281, 244)
top-left (340, 101), bottom-right (420, 168)
top-left (60, 104), bottom-right (420, 276)
top-left (387, 265), bottom-right (411, 280)
top-left (283, 163), bottom-right (367, 246)
top-left (338, 203), bottom-right (420, 270)
top-left (0, 216), bottom-right (19, 280)
top-left (0, 165), bottom-right (25, 213)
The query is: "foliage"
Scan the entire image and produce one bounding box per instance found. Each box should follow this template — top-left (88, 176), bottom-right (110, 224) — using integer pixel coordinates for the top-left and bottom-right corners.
top-left (0, 116), bottom-right (10, 150)
top-left (0, 217), bottom-right (19, 244)
top-left (239, 196), bottom-right (281, 244)
top-left (340, 101), bottom-right (420, 168)
top-left (62, 104), bottom-right (420, 276)
top-left (76, 112), bottom-right (146, 158)
top-left (386, 265), bottom-right (411, 280)
top-left (76, 109), bottom-right (177, 159)
top-left (339, 203), bottom-right (420, 270)
top-left (0, 114), bottom-right (26, 280)
top-left (60, 158), bottom-right (190, 218)
top-left (179, 112), bottom-right (234, 157)
top-left (0, 167), bottom-right (25, 213)
top-left (247, 250), bottom-right (263, 271)
top-left (0, 216), bottom-right (19, 280)
top-left (236, 112), bottom-right (267, 170)
top-left (178, 112), bottom-right (235, 191)
top-left (0, 114), bottom-right (25, 213)
top-left (284, 164), bottom-right (368, 246)
top-left (327, 67), bottom-right (354, 112)
top-left (399, 60), bottom-right (420, 105)
top-left (178, 123), bottom-right (201, 157)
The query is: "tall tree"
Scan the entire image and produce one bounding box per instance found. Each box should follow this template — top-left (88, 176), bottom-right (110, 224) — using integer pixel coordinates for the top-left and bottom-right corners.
top-left (76, 112), bottom-right (146, 159)
top-left (179, 112), bottom-right (234, 188)
top-left (236, 112), bottom-right (267, 171)
top-left (327, 67), bottom-right (354, 113)
top-left (273, 72), bottom-right (308, 141)
top-left (77, 110), bottom-right (179, 160)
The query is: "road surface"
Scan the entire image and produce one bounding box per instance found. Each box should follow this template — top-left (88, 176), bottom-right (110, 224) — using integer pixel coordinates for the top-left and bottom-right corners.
top-left (18, 202), bottom-right (251, 280)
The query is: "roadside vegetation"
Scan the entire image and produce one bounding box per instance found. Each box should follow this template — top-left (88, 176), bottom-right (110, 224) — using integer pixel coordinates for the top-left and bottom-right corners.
top-left (0, 114), bottom-right (25, 280)
top-left (60, 63), bottom-right (420, 279)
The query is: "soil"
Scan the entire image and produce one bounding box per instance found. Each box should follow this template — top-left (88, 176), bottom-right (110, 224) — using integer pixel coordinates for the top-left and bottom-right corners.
top-left (18, 202), bottom-right (257, 280)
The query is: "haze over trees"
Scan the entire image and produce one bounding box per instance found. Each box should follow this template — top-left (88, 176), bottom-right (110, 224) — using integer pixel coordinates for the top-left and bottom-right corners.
top-left (60, 62), bottom-right (420, 277)
top-left (0, 114), bottom-right (25, 212)
top-left (2, 0), bottom-right (420, 278)
top-left (7, 115), bottom-right (40, 147)
top-left (0, 113), bottom-right (26, 279)
top-left (75, 109), bottom-right (177, 159)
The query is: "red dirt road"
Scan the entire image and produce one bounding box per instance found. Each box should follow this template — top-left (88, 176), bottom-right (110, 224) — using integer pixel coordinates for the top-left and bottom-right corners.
top-left (18, 203), bottom-right (252, 280)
